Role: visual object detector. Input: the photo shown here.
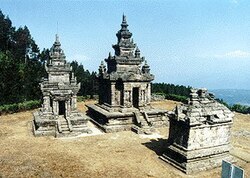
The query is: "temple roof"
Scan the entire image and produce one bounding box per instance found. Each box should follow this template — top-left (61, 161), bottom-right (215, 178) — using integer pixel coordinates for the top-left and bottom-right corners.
top-left (49, 34), bottom-right (66, 62)
top-left (112, 15), bottom-right (136, 57)
top-left (99, 15), bottom-right (154, 82)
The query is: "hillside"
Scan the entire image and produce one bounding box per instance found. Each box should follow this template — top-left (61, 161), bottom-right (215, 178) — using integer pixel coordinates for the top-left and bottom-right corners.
top-left (211, 89), bottom-right (250, 106)
top-left (0, 100), bottom-right (249, 178)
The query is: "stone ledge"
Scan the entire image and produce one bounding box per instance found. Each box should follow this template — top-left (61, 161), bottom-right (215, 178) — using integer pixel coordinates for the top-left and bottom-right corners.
top-left (160, 151), bottom-right (234, 174)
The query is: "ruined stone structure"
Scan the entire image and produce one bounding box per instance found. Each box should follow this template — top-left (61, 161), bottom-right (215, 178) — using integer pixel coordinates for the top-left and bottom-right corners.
top-left (161, 88), bottom-right (234, 174)
top-left (33, 35), bottom-right (91, 137)
top-left (87, 15), bottom-right (167, 134)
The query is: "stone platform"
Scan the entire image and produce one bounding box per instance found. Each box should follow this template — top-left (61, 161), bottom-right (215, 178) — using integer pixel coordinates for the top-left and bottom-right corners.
top-left (87, 104), bottom-right (167, 134)
top-left (33, 111), bottom-right (92, 137)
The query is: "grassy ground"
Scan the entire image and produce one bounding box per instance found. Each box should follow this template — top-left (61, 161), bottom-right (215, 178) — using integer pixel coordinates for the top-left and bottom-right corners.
top-left (0, 100), bottom-right (249, 178)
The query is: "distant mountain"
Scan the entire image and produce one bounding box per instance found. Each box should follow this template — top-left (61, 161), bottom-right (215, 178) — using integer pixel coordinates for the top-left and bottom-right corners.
top-left (211, 89), bottom-right (250, 106)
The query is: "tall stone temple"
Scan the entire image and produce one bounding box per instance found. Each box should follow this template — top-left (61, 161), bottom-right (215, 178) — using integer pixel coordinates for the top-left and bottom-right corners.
top-left (161, 88), bottom-right (234, 174)
top-left (87, 15), bottom-right (167, 134)
top-left (33, 35), bottom-right (91, 137)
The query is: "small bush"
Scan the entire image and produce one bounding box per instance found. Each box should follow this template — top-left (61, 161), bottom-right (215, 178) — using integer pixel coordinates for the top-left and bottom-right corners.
top-left (77, 95), bottom-right (92, 102)
top-left (165, 94), bottom-right (188, 103)
top-left (0, 100), bottom-right (41, 115)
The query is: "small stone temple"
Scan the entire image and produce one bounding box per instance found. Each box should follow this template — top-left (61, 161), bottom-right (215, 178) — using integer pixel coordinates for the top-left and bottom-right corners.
top-left (87, 15), bottom-right (167, 134)
top-left (161, 88), bottom-right (234, 174)
top-left (33, 35), bottom-right (91, 137)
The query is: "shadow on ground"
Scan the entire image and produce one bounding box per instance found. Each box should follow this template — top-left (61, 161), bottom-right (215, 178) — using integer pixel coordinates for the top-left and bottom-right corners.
top-left (142, 138), bottom-right (168, 156)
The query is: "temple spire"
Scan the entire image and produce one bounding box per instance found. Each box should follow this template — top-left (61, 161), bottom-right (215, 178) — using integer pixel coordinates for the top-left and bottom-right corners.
top-left (121, 14), bottom-right (128, 30)
top-left (112, 14), bottom-right (135, 56)
top-left (49, 34), bottom-right (66, 64)
top-left (55, 34), bottom-right (59, 43)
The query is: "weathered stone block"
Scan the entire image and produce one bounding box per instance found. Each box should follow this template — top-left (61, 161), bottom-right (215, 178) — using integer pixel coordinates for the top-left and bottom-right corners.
top-left (161, 88), bottom-right (234, 174)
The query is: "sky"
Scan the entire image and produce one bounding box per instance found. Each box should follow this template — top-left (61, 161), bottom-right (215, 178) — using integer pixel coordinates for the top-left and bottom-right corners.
top-left (1, 0), bottom-right (250, 90)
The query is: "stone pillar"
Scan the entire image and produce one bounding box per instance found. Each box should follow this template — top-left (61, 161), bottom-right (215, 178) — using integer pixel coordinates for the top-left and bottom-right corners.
top-left (115, 90), bottom-right (120, 106)
top-left (53, 100), bottom-right (58, 115)
top-left (124, 90), bottom-right (128, 107)
top-left (111, 83), bottom-right (116, 106)
top-left (67, 100), bottom-right (71, 116)
top-left (65, 100), bottom-right (68, 116)
top-left (138, 88), bottom-right (142, 107)
top-left (147, 84), bottom-right (151, 104)
top-left (43, 96), bottom-right (50, 112)
top-left (128, 91), bottom-right (132, 107)
top-left (72, 95), bottom-right (77, 111)
top-left (140, 90), bottom-right (145, 106)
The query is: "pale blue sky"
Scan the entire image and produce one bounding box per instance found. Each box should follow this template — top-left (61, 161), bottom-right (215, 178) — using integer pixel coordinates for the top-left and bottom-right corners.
top-left (1, 0), bottom-right (250, 89)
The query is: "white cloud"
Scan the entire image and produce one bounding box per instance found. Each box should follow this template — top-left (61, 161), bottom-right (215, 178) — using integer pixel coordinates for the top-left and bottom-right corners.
top-left (215, 50), bottom-right (250, 59)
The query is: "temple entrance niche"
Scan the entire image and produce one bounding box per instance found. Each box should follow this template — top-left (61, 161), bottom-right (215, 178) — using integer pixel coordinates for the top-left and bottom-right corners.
top-left (132, 87), bottom-right (139, 108)
top-left (58, 101), bottom-right (65, 115)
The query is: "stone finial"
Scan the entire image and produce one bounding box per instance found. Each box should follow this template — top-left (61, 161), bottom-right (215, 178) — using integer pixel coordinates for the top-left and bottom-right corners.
top-left (142, 60), bottom-right (150, 74)
top-left (135, 46), bottom-right (140, 58)
top-left (198, 88), bottom-right (208, 98)
top-left (99, 61), bottom-right (106, 74)
top-left (55, 34), bottom-right (59, 43)
top-left (122, 14), bottom-right (127, 24)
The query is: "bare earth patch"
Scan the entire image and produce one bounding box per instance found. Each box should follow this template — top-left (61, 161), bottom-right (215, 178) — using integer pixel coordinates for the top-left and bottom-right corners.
top-left (0, 100), bottom-right (249, 178)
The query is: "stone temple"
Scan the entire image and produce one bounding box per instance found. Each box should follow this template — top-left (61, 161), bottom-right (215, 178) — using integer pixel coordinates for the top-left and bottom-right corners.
top-left (33, 35), bottom-right (91, 137)
top-left (161, 88), bottom-right (234, 174)
top-left (87, 15), bottom-right (167, 134)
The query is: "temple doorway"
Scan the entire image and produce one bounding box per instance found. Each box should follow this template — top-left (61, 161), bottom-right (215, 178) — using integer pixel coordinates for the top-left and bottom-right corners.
top-left (59, 101), bottom-right (66, 115)
top-left (133, 87), bottom-right (139, 108)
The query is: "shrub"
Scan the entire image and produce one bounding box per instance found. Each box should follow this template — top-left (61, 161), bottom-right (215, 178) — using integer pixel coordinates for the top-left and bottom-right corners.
top-left (0, 100), bottom-right (41, 115)
top-left (165, 94), bottom-right (188, 103)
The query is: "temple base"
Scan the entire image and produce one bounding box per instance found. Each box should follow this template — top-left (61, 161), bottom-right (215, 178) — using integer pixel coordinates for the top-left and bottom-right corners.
top-left (160, 144), bottom-right (234, 174)
top-left (33, 111), bottom-right (92, 137)
top-left (87, 104), bottom-right (168, 134)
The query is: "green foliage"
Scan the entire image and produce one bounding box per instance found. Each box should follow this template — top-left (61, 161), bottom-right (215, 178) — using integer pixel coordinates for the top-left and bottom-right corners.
top-left (0, 100), bottom-right (41, 114)
top-left (71, 60), bottom-right (98, 97)
top-left (77, 95), bottom-right (91, 102)
top-left (0, 10), bottom-right (45, 105)
top-left (215, 98), bottom-right (250, 114)
top-left (152, 83), bottom-right (191, 103)
top-left (0, 10), bottom-right (97, 106)
top-left (230, 104), bottom-right (250, 114)
top-left (152, 83), bottom-right (191, 97)
top-left (165, 94), bottom-right (188, 103)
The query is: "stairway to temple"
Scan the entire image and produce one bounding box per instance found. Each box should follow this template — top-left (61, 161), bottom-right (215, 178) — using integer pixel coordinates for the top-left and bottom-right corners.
top-left (132, 111), bottom-right (155, 134)
top-left (55, 115), bottom-right (92, 138)
top-left (56, 116), bottom-right (73, 137)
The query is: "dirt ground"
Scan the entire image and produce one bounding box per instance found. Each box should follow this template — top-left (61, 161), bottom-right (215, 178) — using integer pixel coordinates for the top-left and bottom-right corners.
top-left (0, 100), bottom-right (249, 178)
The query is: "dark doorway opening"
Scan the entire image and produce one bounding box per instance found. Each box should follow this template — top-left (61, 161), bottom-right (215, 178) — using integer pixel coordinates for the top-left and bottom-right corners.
top-left (133, 87), bottom-right (139, 108)
top-left (59, 101), bottom-right (65, 115)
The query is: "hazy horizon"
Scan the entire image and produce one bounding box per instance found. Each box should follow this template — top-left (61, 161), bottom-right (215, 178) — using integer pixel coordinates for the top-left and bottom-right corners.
top-left (1, 0), bottom-right (250, 90)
